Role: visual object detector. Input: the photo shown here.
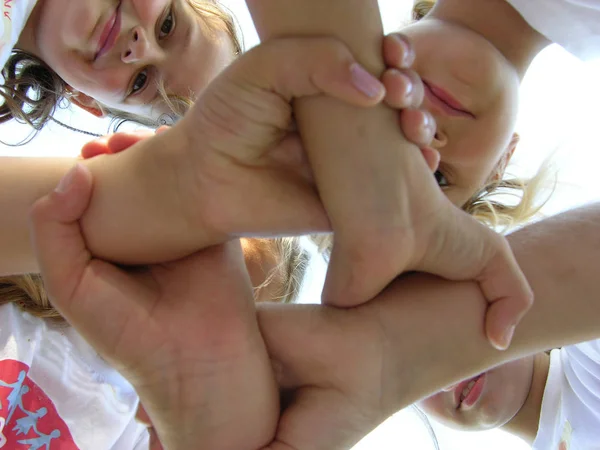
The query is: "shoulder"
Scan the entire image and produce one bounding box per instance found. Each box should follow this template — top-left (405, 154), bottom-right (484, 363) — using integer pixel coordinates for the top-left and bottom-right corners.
top-left (505, 0), bottom-right (600, 60)
top-left (534, 340), bottom-right (600, 449)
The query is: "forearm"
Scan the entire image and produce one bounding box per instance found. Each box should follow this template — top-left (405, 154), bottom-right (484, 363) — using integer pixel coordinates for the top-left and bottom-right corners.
top-left (0, 157), bottom-right (76, 275)
top-left (247, 1), bottom-right (426, 230)
top-left (80, 126), bottom-right (218, 264)
top-left (1, 128), bottom-right (214, 273)
top-left (381, 203), bottom-right (600, 411)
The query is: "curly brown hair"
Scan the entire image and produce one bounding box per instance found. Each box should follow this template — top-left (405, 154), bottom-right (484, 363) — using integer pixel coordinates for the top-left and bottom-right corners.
top-left (0, 0), bottom-right (242, 138)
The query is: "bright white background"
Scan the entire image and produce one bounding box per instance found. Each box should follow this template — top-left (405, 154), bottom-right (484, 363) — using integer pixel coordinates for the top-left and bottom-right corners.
top-left (2, 1), bottom-right (600, 449)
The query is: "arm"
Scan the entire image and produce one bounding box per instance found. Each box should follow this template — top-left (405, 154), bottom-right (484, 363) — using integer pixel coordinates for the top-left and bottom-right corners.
top-left (381, 203), bottom-right (600, 408)
top-left (1, 158), bottom-right (76, 275)
top-left (0, 132), bottom-right (198, 274)
top-left (246, 0), bottom-right (431, 297)
top-left (256, 204), bottom-right (600, 448)
top-left (246, 1), bottom-right (532, 351)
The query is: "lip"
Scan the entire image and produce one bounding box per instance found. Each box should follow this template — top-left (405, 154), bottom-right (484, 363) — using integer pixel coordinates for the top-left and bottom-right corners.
top-left (423, 80), bottom-right (475, 119)
top-left (94, 1), bottom-right (122, 61)
top-left (454, 373), bottom-right (486, 410)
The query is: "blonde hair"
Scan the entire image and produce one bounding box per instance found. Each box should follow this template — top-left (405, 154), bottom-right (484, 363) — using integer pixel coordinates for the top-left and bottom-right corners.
top-left (0, 0), bottom-right (241, 137)
top-left (0, 238), bottom-right (308, 322)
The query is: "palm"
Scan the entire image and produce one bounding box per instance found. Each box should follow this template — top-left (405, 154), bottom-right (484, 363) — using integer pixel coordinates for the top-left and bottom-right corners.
top-left (258, 304), bottom-right (392, 450)
top-left (57, 243), bottom-right (279, 450)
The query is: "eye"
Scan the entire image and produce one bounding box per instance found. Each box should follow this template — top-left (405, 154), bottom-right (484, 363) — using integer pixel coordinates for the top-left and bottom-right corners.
top-left (434, 170), bottom-right (449, 188)
top-left (159, 8), bottom-right (175, 39)
top-left (130, 69), bottom-right (149, 95)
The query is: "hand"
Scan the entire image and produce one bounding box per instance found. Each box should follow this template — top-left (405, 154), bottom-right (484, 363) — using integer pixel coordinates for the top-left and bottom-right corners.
top-left (169, 36), bottom-right (439, 241)
top-left (257, 302), bottom-right (390, 450)
top-left (320, 34), bottom-right (532, 351)
top-left (29, 165), bottom-right (279, 450)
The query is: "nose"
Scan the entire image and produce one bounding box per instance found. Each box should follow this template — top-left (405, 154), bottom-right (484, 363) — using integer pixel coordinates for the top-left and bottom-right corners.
top-left (122, 26), bottom-right (155, 63)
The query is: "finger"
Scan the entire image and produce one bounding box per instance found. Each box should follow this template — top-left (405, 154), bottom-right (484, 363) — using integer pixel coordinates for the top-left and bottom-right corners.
top-left (29, 164), bottom-right (94, 304)
top-left (420, 147), bottom-right (440, 173)
top-left (382, 68), bottom-right (424, 110)
top-left (382, 33), bottom-right (415, 69)
top-left (477, 239), bottom-right (534, 350)
top-left (380, 69), bottom-right (414, 109)
top-left (399, 109), bottom-right (436, 149)
top-left (239, 37), bottom-right (386, 106)
top-left (80, 136), bottom-right (111, 159)
top-left (29, 164), bottom-right (149, 363)
top-left (106, 130), bottom-right (156, 154)
top-left (416, 207), bottom-right (534, 351)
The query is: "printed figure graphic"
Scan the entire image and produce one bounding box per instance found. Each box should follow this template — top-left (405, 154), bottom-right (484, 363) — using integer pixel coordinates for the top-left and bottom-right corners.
top-left (0, 360), bottom-right (78, 448)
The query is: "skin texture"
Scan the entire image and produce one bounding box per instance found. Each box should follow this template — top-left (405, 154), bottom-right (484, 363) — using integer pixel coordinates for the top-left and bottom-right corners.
top-left (419, 356), bottom-right (536, 431)
top-left (18, 0), bottom-right (235, 119)
top-left (31, 175), bottom-right (600, 449)
top-left (247, 0), bottom-right (533, 353)
top-left (0, 34), bottom-right (431, 278)
top-left (401, 0), bottom-right (551, 206)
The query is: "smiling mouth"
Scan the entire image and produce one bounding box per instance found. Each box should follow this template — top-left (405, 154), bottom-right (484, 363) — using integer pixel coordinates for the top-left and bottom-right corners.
top-left (454, 373), bottom-right (485, 410)
top-left (95, 1), bottom-right (122, 61)
top-left (423, 81), bottom-right (475, 119)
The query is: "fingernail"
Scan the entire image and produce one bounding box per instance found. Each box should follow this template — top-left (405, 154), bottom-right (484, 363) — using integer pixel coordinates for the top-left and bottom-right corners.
top-left (394, 35), bottom-right (415, 67)
top-left (55, 164), bottom-right (79, 194)
top-left (402, 75), bottom-right (414, 99)
top-left (497, 325), bottom-right (516, 351)
top-left (350, 63), bottom-right (384, 98)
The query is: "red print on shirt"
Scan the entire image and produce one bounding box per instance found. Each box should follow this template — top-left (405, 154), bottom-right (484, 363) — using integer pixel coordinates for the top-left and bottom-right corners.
top-left (0, 359), bottom-right (78, 449)
top-left (3, 0), bottom-right (12, 21)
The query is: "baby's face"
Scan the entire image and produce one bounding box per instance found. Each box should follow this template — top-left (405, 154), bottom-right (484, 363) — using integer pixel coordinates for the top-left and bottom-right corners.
top-left (33, 0), bottom-right (235, 120)
top-left (418, 356), bottom-right (534, 431)
top-left (401, 18), bottom-right (521, 206)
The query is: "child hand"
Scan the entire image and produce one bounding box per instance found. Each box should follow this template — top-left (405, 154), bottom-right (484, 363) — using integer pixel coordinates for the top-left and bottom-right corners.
top-left (30, 165), bottom-right (279, 450)
top-left (320, 34), bottom-right (532, 351)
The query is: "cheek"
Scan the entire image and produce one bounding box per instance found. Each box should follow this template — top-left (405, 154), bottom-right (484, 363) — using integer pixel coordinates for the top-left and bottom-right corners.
top-left (418, 395), bottom-right (455, 424)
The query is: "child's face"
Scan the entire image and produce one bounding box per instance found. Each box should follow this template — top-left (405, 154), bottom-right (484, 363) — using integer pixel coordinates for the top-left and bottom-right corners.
top-left (418, 356), bottom-right (534, 431)
top-left (400, 19), bottom-right (521, 206)
top-left (34, 0), bottom-right (235, 120)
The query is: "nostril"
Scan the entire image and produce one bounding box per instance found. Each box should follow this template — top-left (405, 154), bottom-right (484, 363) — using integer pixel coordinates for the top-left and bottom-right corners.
top-left (125, 50), bottom-right (131, 58)
top-left (434, 133), bottom-right (440, 141)
top-left (133, 31), bottom-right (139, 42)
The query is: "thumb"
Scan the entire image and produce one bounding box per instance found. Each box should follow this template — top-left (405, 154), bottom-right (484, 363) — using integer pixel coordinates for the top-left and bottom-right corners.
top-left (419, 208), bottom-right (534, 350)
top-left (236, 37), bottom-right (386, 107)
top-left (29, 164), bottom-right (94, 304)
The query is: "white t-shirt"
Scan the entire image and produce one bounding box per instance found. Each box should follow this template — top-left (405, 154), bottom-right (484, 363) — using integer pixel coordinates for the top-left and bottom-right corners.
top-left (0, 303), bottom-right (149, 449)
top-left (0, 0), bottom-right (37, 69)
top-left (506, 0), bottom-right (600, 60)
top-left (532, 339), bottom-right (600, 450)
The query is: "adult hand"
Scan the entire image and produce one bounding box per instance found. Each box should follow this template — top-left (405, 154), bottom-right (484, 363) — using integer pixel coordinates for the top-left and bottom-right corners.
top-left (29, 165), bottom-right (279, 450)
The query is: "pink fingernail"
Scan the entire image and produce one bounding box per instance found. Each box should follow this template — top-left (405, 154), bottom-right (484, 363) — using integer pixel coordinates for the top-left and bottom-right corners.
top-left (498, 325), bottom-right (516, 351)
top-left (55, 164), bottom-right (80, 194)
top-left (350, 63), bottom-right (384, 98)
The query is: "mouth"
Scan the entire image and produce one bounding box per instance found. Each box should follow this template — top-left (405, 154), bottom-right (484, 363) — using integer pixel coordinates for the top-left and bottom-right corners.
top-left (94, 1), bottom-right (122, 61)
top-left (454, 373), bottom-right (486, 410)
top-left (423, 80), bottom-right (475, 119)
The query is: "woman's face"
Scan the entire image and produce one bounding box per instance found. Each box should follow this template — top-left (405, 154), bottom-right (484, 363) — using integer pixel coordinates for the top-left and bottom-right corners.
top-left (34, 0), bottom-right (235, 120)
top-left (418, 356), bottom-right (534, 431)
top-left (401, 19), bottom-right (521, 206)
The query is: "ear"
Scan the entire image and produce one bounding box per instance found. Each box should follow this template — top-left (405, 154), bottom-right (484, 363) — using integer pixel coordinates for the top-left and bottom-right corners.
top-left (68, 90), bottom-right (105, 118)
top-left (491, 133), bottom-right (519, 182)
